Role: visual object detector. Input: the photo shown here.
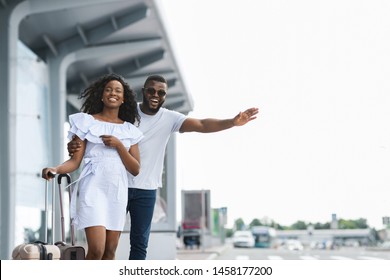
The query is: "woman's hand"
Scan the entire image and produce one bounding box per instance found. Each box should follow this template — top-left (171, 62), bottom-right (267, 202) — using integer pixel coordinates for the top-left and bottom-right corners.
top-left (41, 168), bottom-right (57, 180)
top-left (100, 135), bottom-right (123, 149)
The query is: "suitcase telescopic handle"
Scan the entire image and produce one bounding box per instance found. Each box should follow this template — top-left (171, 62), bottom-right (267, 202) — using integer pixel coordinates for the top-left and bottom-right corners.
top-left (58, 173), bottom-right (71, 185)
top-left (44, 172), bottom-right (56, 244)
top-left (57, 173), bottom-right (71, 243)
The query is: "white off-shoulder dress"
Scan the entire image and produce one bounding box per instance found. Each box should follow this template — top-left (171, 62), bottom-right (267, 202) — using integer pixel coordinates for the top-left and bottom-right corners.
top-left (67, 112), bottom-right (143, 231)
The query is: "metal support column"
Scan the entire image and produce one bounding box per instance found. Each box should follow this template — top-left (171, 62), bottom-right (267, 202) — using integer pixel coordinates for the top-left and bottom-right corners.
top-left (0, 0), bottom-right (25, 260)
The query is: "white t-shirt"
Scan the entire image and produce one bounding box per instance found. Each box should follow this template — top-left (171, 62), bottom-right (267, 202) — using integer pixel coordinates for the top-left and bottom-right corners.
top-left (128, 104), bottom-right (187, 190)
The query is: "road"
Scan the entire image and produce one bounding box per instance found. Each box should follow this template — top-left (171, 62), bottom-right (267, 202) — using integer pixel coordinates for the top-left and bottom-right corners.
top-left (215, 245), bottom-right (390, 260)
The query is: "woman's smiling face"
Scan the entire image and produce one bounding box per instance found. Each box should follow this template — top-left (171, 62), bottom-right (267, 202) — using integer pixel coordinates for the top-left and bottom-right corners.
top-left (101, 80), bottom-right (124, 108)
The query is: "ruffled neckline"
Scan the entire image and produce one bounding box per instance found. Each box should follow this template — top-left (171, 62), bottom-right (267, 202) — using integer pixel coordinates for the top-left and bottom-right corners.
top-left (67, 112), bottom-right (143, 146)
top-left (92, 115), bottom-right (125, 125)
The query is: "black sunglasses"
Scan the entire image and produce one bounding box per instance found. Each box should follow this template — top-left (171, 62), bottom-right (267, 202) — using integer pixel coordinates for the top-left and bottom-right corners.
top-left (143, 87), bottom-right (167, 97)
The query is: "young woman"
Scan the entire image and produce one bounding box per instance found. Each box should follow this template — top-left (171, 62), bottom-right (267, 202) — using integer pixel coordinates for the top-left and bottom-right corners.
top-left (42, 73), bottom-right (143, 260)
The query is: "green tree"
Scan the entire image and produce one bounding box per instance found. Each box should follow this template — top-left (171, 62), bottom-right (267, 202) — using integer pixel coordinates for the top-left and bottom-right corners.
top-left (234, 218), bottom-right (246, 231)
top-left (225, 228), bottom-right (234, 238)
top-left (314, 222), bottom-right (330, 229)
top-left (339, 218), bottom-right (368, 229)
top-left (249, 218), bottom-right (262, 228)
top-left (274, 223), bottom-right (287, 230)
top-left (290, 220), bottom-right (308, 230)
top-left (354, 218), bottom-right (369, 229)
top-left (338, 219), bottom-right (355, 229)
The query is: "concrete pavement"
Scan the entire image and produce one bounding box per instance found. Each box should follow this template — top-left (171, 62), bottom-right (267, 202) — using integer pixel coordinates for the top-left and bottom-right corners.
top-left (176, 244), bottom-right (229, 260)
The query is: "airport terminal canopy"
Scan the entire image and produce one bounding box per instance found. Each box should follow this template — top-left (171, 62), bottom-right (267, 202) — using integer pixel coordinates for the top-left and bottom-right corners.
top-left (11, 0), bottom-right (193, 113)
top-left (0, 0), bottom-right (193, 260)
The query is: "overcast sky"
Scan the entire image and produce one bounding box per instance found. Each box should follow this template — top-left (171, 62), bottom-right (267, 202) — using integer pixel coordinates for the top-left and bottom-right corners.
top-left (158, 0), bottom-right (390, 229)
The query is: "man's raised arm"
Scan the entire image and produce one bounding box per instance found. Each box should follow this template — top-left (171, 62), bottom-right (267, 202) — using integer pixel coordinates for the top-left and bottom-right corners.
top-left (179, 107), bottom-right (259, 133)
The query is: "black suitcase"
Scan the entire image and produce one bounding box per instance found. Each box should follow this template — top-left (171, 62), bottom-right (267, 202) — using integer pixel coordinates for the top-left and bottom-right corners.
top-left (12, 177), bottom-right (61, 260)
top-left (54, 173), bottom-right (86, 260)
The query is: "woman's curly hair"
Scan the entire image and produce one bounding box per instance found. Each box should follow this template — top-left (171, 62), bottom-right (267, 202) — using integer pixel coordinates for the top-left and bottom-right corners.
top-left (79, 73), bottom-right (140, 124)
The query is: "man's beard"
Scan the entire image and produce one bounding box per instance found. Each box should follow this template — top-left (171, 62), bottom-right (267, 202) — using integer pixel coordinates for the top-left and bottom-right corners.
top-left (142, 95), bottom-right (164, 113)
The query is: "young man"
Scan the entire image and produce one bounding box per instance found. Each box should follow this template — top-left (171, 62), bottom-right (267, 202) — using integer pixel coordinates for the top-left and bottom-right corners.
top-left (68, 74), bottom-right (259, 259)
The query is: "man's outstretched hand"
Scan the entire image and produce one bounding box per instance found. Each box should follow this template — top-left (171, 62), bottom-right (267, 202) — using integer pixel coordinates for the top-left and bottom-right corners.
top-left (67, 135), bottom-right (82, 157)
top-left (233, 107), bottom-right (259, 126)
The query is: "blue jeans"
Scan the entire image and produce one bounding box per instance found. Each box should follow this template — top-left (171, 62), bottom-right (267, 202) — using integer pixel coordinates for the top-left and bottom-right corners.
top-left (126, 188), bottom-right (156, 260)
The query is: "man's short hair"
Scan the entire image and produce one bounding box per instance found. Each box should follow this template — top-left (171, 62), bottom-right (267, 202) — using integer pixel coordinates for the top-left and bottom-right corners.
top-left (144, 75), bottom-right (167, 87)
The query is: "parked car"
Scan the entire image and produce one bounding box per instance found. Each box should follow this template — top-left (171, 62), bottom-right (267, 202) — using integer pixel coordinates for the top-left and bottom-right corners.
top-left (344, 239), bottom-right (360, 247)
top-left (284, 239), bottom-right (304, 251)
top-left (310, 241), bottom-right (325, 250)
top-left (232, 231), bottom-right (255, 248)
top-left (379, 241), bottom-right (390, 249)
